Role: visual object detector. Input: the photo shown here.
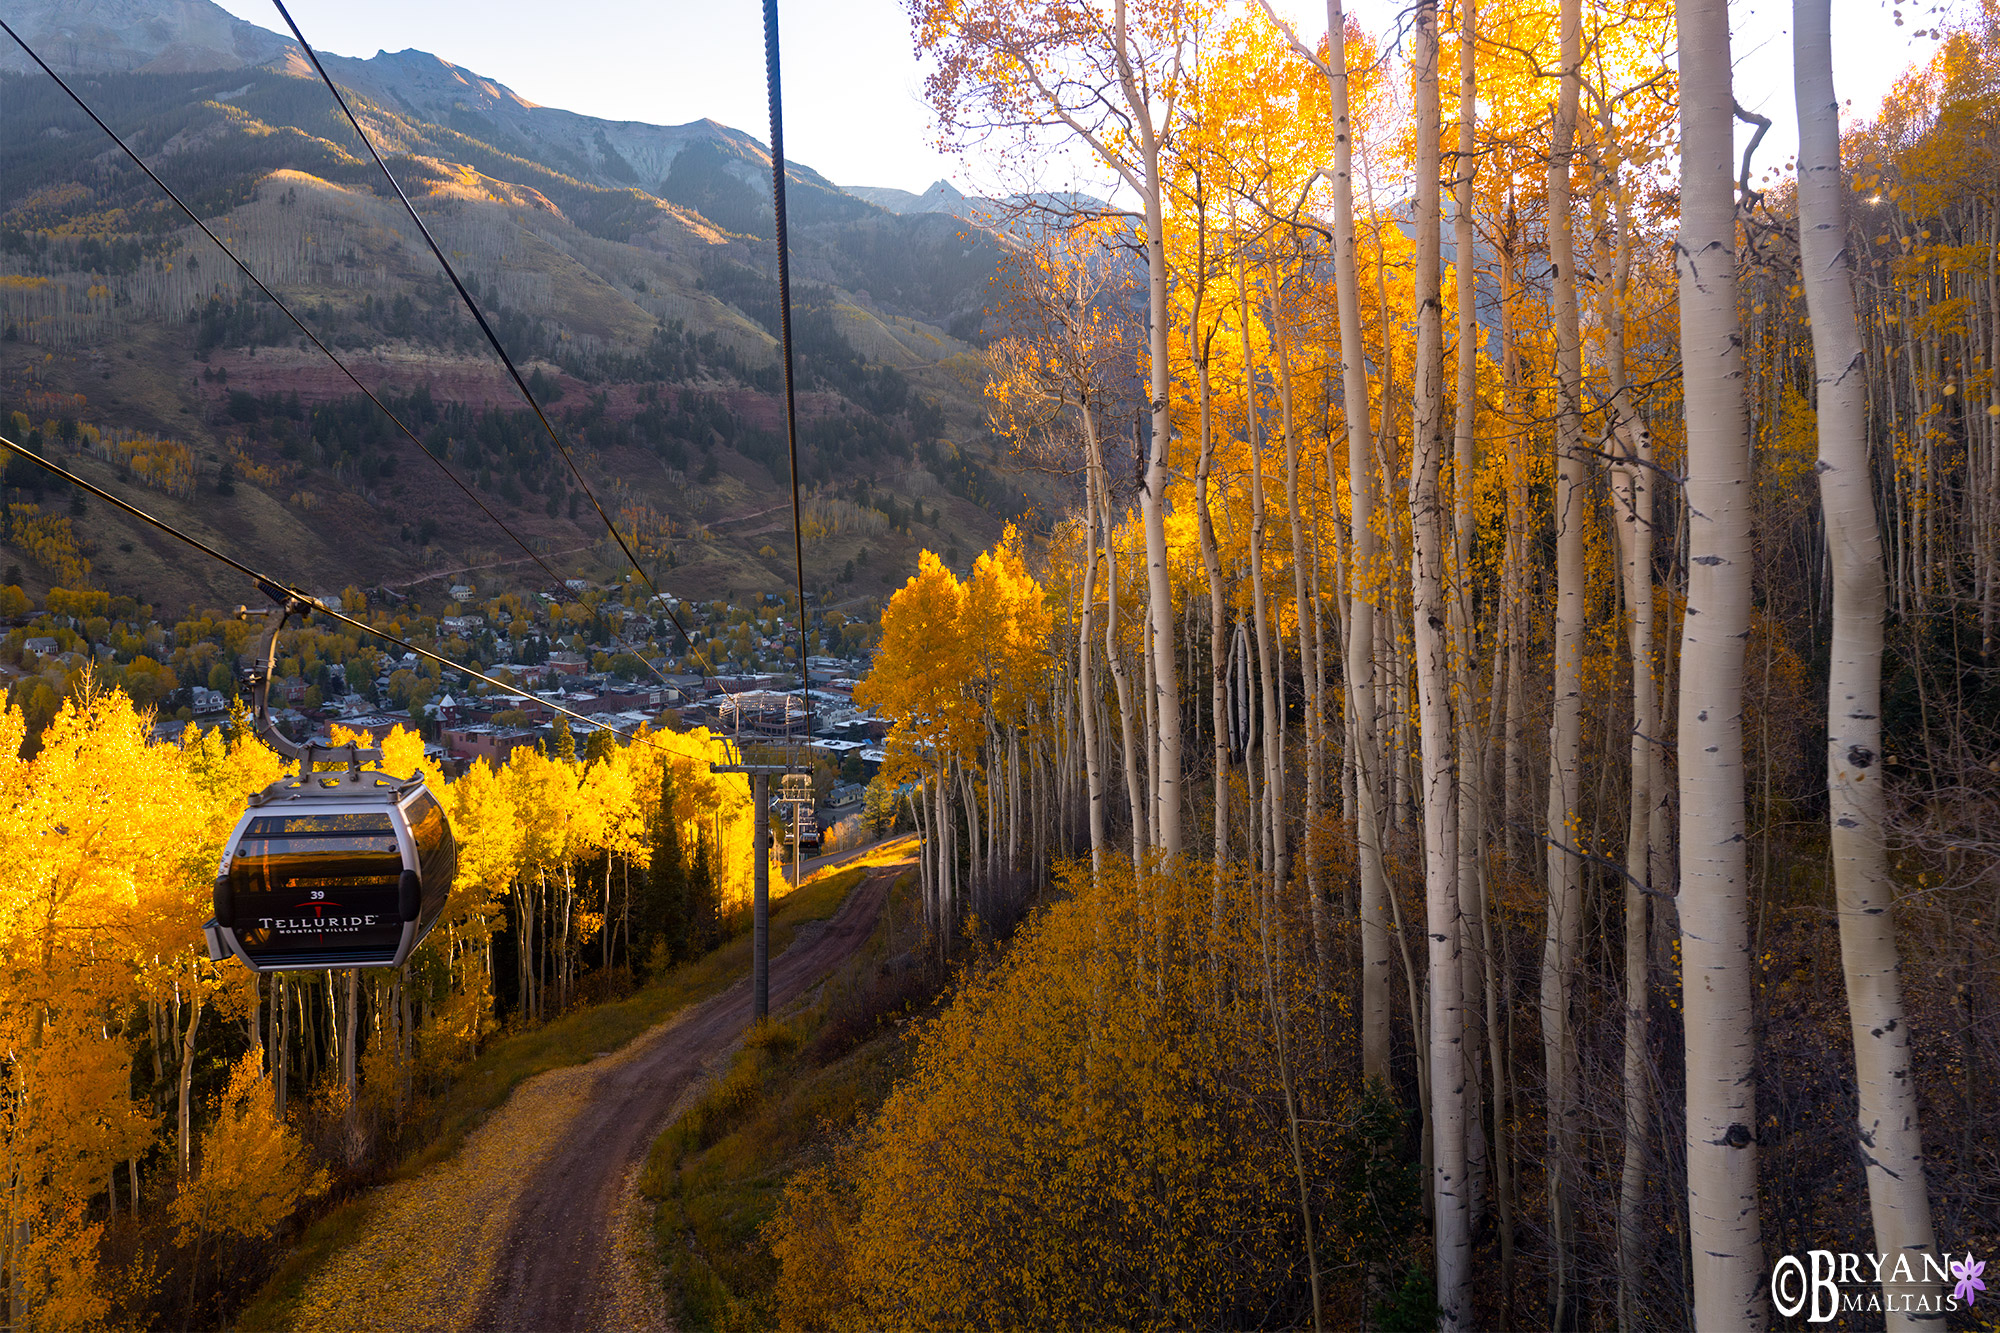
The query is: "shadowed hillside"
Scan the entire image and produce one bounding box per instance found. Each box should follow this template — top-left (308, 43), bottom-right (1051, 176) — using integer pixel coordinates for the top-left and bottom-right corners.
top-left (0, 0), bottom-right (1032, 615)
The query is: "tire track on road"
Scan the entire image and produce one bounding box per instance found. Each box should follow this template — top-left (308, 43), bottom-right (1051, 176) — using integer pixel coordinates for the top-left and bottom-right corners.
top-left (287, 866), bottom-right (893, 1333)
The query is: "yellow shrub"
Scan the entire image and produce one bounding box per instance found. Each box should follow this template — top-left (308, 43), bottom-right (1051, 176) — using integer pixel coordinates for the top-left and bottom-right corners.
top-left (770, 858), bottom-right (1348, 1330)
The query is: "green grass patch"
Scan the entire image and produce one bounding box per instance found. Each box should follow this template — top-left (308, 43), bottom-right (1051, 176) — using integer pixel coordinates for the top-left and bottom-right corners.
top-left (641, 867), bottom-right (926, 1332)
top-left (236, 861), bottom-right (875, 1332)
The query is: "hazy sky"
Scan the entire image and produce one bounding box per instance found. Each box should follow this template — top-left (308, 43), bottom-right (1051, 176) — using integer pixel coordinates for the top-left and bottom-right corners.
top-left (211, 0), bottom-right (1945, 196)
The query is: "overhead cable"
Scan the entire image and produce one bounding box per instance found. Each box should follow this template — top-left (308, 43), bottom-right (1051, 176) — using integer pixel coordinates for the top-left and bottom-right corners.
top-left (270, 0), bottom-right (712, 666)
top-left (762, 0), bottom-right (817, 752)
top-left (0, 431), bottom-right (737, 768)
top-left (0, 15), bottom-right (577, 606)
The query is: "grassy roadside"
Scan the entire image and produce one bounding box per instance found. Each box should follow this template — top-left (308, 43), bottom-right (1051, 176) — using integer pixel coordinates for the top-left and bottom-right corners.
top-left (640, 863), bottom-right (929, 1331)
top-left (236, 842), bottom-right (910, 1331)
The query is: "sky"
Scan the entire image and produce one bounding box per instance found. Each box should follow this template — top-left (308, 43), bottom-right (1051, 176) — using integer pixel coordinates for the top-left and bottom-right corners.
top-left (210, 0), bottom-right (1949, 197)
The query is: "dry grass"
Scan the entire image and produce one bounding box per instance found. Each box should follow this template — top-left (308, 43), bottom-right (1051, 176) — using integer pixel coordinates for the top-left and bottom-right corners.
top-left (235, 863), bottom-right (864, 1332)
top-left (640, 862), bottom-right (926, 1331)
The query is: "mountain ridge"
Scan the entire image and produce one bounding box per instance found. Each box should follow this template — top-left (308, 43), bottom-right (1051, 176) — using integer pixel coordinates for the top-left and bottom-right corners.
top-left (0, 0), bottom-right (887, 211)
top-left (0, 0), bottom-right (1035, 618)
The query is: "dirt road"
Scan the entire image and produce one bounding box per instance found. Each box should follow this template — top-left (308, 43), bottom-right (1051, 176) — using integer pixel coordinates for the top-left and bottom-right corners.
top-left (286, 865), bottom-right (893, 1333)
top-left (779, 833), bottom-right (913, 886)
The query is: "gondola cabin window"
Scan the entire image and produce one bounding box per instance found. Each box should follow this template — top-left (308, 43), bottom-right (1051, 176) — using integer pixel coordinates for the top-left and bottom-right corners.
top-left (402, 788), bottom-right (456, 928)
top-left (227, 812), bottom-right (406, 965)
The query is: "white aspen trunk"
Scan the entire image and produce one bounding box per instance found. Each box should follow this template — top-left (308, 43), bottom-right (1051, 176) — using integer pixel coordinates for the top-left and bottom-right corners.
top-left (1104, 464), bottom-right (1152, 860)
top-left (1480, 676), bottom-right (1516, 1296)
top-left (249, 974), bottom-right (263, 1067)
top-left (515, 881), bottom-right (529, 1024)
top-left (910, 783), bottom-right (933, 931)
top-left (961, 772), bottom-right (984, 922)
top-left (1143, 610), bottom-right (1160, 852)
top-left (933, 772), bottom-right (946, 932)
top-left (177, 993), bottom-right (202, 1180)
top-left (1321, 371), bottom-right (1358, 837)
top-left (1677, 0), bottom-right (1768, 1321)
top-left (1373, 298), bottom-right (1415, 838)
top-left (276, 974), bottom-right (289, 1119)
top-left (1541, 0), bottom-right (1587, 1312)
top-left (980, 736), bottom-right (996, 908)
top-left (1238, 256), bottom-right (1290, 901)
top-left (1450, 0), bottom-right (1490, 1228)
top-left (1597, 102), bottom-right (1664, 1330)
top-left (1409, 5), bottom-right (1469, 1320)
top-left (1497, 229), bottom-right (1531, 872)
top-left (1242, 620), bottom-right (1266, 876)
top-left (1097, 464), bottom-right (1147, 869)
top-left (561, 863), bottom-right (576, 1010)
top-left (1183, 181), bottom-right (1230, 895)
top-left (1324, 0), bottom-right (1393, 1080)
top-left (1196, 346), bottom-right (1231, 891)
top-left (1110, 12), bottom-right (1184, 862)
top-left (1009, 728), bottom-right (1021, 878)
top-left (529, 872), bottom-right (542, 1022)
top-left (343, 967), bottom-right (359, 1107)
top-left (1270, 275), bottom-right (1327, 967)
top-left (1796, 2), bottom-right (1941, 1320)
top-left (1032, 729), bottom-right (1047, 882)
top-left (932, 771), bottom-right (946, 937)
top-left (981, 735), bottom-right (998, 905)
top-left (936, 769), bottom-right (955, 933)
top-left (1612, 423), bottom-right (1657, 1331)
top-left (1080, 433), bottom-right (1108, 878)
top-left (1309, 500), bottom-right (1341, 842)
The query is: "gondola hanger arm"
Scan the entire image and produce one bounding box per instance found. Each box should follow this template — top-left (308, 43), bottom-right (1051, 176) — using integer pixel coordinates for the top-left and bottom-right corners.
top-left (236, 586), bottom-right (335, 773)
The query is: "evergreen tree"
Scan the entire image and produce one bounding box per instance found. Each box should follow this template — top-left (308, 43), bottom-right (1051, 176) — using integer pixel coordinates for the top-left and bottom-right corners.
top-left (641, 762), bottom-right (689, 970)
top-left (688, 828), bottom-right (718, 956)
top-left (551, 716), bottom-right (576, 763)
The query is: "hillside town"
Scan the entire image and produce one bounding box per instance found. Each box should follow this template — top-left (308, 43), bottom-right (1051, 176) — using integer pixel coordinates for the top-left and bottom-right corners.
top-left (0, 572), bottom-right (888, 815)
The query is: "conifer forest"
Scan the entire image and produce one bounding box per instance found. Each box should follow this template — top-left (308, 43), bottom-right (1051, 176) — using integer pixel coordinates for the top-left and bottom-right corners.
top-left (3, 0), bottom-right (2000, 1329)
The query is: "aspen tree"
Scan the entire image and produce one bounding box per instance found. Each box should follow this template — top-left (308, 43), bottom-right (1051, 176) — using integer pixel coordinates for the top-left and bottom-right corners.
top-left (1611, 416), bottom-right (1657, 1328)
top-left (1081, 492), bottom-right (1109, 876)
top-left (1795, 0), bottom-right (1940, 1320)
top-left (1258, 0), bottom-right (1393, 1079)
top-left (1234, 249), bottom-right (1289, 901)
top-left (1266, 265), bottom-right (1324, 960)
top-left (1676, 0), bottom-right (1767, 1321)
top-left (1408, 0), bottom-right (1470, 1321)
top-left (988, 222), bottom-right (1134, 874)
top-left (1186, 181), bottom-right (1233, 889)
top-left (1449, 0), bottom-right (1491, 1228)
top-left (1541, 0), bottom-right (1587, 1309)
top-left (921, 0), bottom-right (1193, 860)
top-left (1096, 460), bottom-right (1149, 869)
top-left (917, 1), bottom-right (1176, 851)
top-left (1496, 211), bottom-right (1534, 873)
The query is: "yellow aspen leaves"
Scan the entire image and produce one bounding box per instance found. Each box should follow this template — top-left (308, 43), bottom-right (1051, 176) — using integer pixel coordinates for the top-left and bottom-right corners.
top-left (170, 1051), bottom-right (330, 1246)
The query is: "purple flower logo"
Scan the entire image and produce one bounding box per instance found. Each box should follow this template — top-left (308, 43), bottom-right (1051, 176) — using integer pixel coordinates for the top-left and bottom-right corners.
top-left (1952, 1255), bottom-right (1986, 1307)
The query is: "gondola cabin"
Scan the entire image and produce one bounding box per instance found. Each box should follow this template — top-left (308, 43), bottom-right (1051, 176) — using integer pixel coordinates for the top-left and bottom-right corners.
top-left (206, 758), bottom-right (455, 973)
top-left (786, 804), bottom-right (821, 851)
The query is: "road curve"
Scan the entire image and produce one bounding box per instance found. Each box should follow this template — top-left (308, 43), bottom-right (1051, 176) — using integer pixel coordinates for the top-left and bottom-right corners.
top-left (779, 833), bottom-right (917, 887)
top-left (468, 865), bottom-right (893, 1332)
top-left (281, 863), bottom-right (893, 1333)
